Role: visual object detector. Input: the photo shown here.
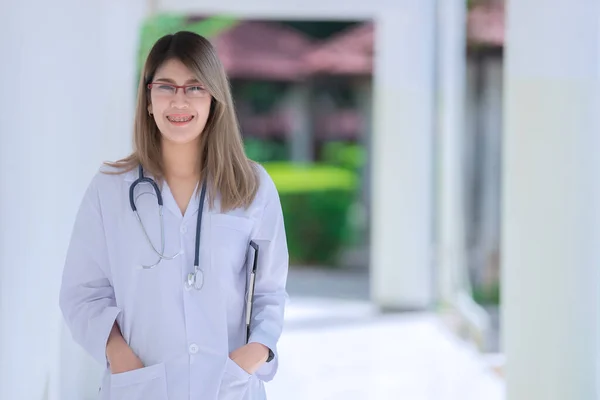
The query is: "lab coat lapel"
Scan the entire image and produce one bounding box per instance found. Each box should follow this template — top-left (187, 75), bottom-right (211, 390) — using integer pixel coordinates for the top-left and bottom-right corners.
top-left (162, 180), bottom-right (204, 221)
top-left (160, 181), bottom-right (185, 218)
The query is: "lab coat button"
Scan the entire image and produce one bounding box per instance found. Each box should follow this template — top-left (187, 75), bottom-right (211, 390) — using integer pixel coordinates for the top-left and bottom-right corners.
top-left (180, 225), bottom-right (187, 233)
top-left (189, 343), bottom-right (199, 354)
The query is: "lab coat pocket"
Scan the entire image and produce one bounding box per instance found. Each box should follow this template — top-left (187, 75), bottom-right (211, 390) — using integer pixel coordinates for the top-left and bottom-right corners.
top-left (211, 214), bottom-right (254, 273)
top-left (218, 358), bottom-right (252, 400)
top-left (110, 363), bottom-right (168, 400)
top-left (211, 213), bottom-right (254, 233)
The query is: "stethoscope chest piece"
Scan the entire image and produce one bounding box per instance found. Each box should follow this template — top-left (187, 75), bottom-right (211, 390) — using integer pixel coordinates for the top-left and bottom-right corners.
top-left (186, 267), bottom-right (204, 291)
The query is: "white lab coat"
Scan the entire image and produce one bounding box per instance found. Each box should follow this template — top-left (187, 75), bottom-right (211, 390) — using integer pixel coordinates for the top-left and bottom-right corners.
top-left (59, 163), bottom-right (289, 400)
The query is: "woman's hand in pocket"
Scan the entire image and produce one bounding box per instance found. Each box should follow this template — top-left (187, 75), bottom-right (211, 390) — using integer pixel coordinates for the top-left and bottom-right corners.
top-left (108, 345), bottom-right (145, 374)
top-left (229, 343), bottom-right (269, 374)
top-left (106, 322), bottom-right (144, 374)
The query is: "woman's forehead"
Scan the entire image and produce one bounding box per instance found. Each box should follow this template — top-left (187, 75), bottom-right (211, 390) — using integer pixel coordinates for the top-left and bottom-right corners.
top-left (154, 59), bottom-right (200, 82)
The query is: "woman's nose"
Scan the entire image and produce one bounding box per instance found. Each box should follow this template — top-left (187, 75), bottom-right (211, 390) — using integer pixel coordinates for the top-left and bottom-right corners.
top-left (170, 90), bottom-right (189, 107)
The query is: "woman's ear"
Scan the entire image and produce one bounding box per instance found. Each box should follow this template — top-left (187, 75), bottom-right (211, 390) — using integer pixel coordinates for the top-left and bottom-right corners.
top-left (147, 104), bottom-right (153, 115)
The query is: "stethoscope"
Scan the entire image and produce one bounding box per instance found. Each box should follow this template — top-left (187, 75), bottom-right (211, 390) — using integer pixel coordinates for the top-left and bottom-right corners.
top-left (129, 164), bottom-right (207, 290)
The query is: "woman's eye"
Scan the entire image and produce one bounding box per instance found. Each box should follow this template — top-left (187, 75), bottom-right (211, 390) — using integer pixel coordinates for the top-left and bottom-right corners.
top-left (157, 85), bottom-right (175, 92)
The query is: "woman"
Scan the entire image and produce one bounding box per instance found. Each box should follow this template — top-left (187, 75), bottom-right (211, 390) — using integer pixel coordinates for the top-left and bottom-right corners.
top-left (59, 31), bottom-right (289, 400)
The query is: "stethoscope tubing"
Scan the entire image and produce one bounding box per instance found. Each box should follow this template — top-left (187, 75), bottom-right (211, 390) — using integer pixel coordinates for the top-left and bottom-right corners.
top-left (130, 164), bottom-right (206, 290)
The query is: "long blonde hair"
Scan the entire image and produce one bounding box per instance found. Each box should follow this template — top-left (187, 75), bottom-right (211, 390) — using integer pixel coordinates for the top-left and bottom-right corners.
top-left (105, 31), bottom-right (258, 212)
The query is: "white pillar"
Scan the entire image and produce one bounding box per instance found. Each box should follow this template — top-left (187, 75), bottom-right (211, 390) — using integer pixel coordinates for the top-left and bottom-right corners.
top-left (0, 1), bottom-right (144, 399)
top-left (435, 0), bottom-right (468, 305)
top-left (502, 1), bottom-right (600, 398)
top-left (370, 1), bottom-right (435, 309)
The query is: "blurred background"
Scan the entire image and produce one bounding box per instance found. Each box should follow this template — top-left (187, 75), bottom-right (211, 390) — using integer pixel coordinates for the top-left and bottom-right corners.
top-left (2, 0), bottom-right (599, 399)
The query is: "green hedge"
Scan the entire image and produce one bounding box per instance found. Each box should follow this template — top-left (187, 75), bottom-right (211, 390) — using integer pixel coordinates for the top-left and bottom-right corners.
top-left (244, 138), bottom-right (288, 163)
top-left (263, 162), bottom-right (358, 266)
top-left (472, 281), bottom-right (501, 306)
top-left (320, 141), bottom-right (366, 172)
top-left (320, 141), bottom-right (367, 247)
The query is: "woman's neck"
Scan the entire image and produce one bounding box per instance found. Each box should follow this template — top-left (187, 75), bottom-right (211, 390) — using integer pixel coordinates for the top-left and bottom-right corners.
top-left (161, 139), bottom-right (200, 182)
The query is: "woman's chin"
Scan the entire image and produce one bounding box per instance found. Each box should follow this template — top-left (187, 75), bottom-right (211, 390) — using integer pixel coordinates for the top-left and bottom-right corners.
top-left (161, 131), bottom-right (201, 146)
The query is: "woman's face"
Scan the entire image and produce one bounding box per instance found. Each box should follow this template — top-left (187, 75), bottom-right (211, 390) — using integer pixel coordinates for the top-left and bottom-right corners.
top-left (147, 58), bottom-right (212, 146)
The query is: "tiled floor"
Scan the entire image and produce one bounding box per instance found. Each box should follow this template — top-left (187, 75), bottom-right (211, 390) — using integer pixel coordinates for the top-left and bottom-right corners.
top-left (265, 267), bottom-right (505, 400)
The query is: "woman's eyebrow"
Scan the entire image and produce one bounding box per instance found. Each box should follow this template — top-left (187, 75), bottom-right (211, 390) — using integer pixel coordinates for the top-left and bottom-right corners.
top-left (153, 77), bottom-right (202, 84)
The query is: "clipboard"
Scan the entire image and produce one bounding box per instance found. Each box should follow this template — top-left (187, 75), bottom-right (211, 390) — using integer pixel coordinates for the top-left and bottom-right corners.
top-left (245, 240), bottom-right (259, 344)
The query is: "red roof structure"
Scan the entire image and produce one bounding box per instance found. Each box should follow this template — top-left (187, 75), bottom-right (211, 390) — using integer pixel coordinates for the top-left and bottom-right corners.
top-left (467, 0), bottom-right (505, 47)
top-left (303, 21), bottom-right (374, 76)
top-left (301, 3), bottom-right (505, 76)
top-left (211, 21), bottom-right (313, 81)
top-left (201, 3), bottom-right (504, 81)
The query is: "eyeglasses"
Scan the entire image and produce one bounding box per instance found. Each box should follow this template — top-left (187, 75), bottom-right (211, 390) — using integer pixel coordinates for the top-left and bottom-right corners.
top-left (147, 82), bottom-right (210, 98)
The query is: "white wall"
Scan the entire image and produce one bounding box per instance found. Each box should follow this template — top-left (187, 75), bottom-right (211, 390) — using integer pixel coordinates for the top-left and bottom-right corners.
top-left (502, 0), bottom-right (600, 397)
top-left (0, 1), bottom-right (145, 399)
